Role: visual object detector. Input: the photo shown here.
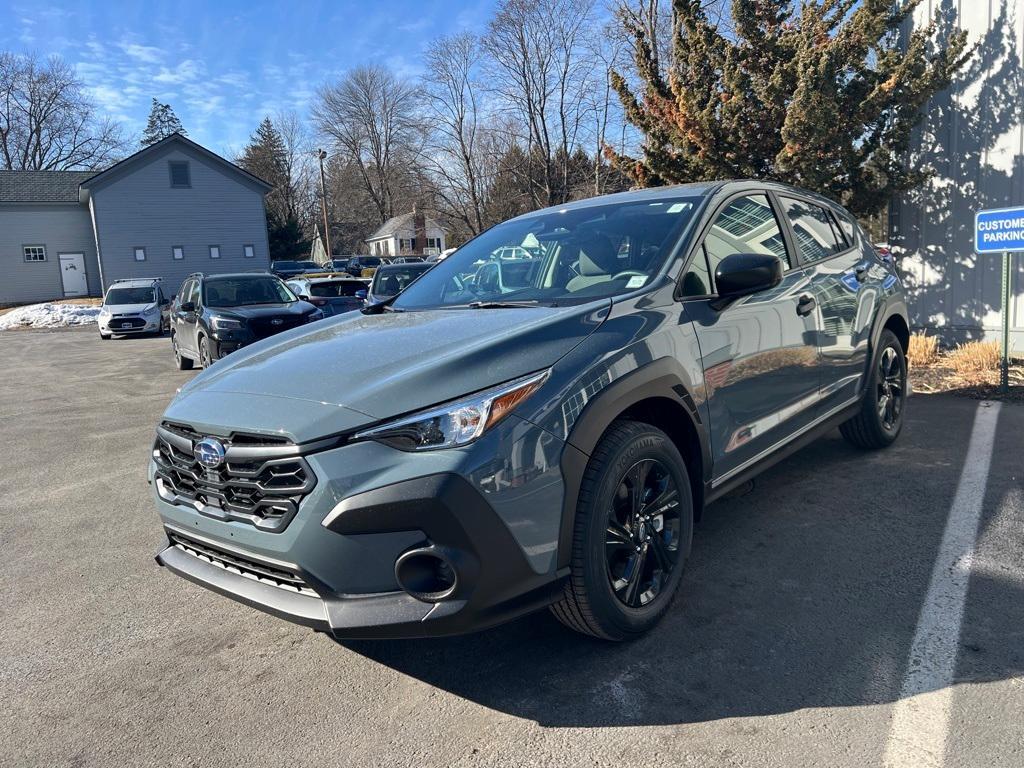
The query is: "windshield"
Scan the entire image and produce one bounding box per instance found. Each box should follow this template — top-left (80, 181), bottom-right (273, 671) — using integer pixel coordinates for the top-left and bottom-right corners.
top-left (358, 257), bottom-right (382, 267)
top-left (203, 277), bottom-right (296, 307)
top-left (393, 197), bottom-right (699, 310)
top-left (105, 287), bottom-right (154, 305)
top-left (310, 281), bottom-right (366, 298)
top-left (371, 265), bottom-right (432, 296)
top-left (273, 260), bottom-right (318, 270)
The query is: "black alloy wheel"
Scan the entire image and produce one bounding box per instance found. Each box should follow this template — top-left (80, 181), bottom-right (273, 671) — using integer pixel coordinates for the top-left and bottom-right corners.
top-left (605, 458), bottom-right (682, 608)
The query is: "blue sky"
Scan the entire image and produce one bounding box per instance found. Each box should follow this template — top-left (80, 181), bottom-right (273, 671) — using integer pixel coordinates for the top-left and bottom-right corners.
top-left (0, 0), bottom-right (496, 155)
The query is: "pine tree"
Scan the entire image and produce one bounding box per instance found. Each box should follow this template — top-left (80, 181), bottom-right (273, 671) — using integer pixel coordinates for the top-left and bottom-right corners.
top-left (140, 98), bottom-right (186, 147)
top-left (238, 116), bottom-right (305, 258)
top-left (609, 0), bottom-right (972, 217)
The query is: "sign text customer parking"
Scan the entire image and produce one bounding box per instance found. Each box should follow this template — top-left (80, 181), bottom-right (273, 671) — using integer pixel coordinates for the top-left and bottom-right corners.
top-left (975, 206), bottom-right (1024, 252)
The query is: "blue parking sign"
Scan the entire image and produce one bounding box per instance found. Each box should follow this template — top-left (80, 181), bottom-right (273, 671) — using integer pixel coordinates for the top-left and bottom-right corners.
top-left (974, 205), bottom-right (1024, 253)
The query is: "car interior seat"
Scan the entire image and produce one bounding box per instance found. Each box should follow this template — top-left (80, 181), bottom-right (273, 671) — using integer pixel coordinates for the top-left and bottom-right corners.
top-left (565, 234), bottom-right (619, 292)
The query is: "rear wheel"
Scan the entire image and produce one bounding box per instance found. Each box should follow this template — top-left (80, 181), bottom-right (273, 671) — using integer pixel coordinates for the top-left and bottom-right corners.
top-left (840, 329), bottom-right (906, 449)
top-left (551, 420), bottom-right (693, 640)
top-left (172, 333), bottom-right (193, 370)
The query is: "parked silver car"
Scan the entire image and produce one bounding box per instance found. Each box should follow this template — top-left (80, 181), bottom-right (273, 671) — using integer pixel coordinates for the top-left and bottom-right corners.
top-left (98, 277), bottom-right (170, 339)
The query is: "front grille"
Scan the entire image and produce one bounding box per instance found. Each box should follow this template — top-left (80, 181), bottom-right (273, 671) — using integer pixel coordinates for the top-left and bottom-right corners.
top-left (110, 316), bottom-right (145, 328)
top-left (153, 423), bottom-right (316, 532)
top-left (168, 531), bottom-right (316, 595)
top-left (249, 315), bottom-right (307, 339)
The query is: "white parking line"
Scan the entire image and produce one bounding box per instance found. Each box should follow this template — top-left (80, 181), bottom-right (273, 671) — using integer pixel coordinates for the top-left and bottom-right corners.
top-left (883, 401), bottom-right (1002, 768)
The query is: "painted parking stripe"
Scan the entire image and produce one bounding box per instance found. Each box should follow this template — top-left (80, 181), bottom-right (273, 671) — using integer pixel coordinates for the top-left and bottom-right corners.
top-left (883, 401), bottom-right (1002, 768)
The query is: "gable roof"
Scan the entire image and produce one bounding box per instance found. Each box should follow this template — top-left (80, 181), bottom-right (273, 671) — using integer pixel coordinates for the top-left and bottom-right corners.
top-left (79, 132), bottom-right (272, 199)
top-left (0, 170), bottom-right (97, 203)
top-left (366, 211), bottom-right (445, 241)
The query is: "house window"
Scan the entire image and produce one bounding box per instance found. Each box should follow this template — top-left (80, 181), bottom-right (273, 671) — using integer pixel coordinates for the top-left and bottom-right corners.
top-left (172, 246), bottom-right (184, 260)
top-left (427, 237), bottom-right (442, 250)
top-left (134, 247), bottom-right (146, 262)
top-left (23, 245), bottom-right (46, 262)
top-left (209, 245), bottom-right (220, 259)
top-left (243, 244), bottom-right (255, 259)
top-left (169, 161), bottom-right (191, 188)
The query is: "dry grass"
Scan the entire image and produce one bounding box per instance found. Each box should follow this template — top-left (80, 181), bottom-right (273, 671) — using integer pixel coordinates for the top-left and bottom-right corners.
top-left (947, 340), bottom-right (1002, 376)
top-left (907, 331), bottom-right (940, 368)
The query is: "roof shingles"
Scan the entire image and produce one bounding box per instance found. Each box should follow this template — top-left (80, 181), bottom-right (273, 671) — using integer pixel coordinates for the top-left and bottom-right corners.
top-left (0, 170), bottom-right (96, 204)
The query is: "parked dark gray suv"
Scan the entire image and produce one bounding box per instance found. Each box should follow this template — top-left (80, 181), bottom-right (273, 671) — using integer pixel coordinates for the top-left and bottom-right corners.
top-left (150, 181), bottom-right (909, 640)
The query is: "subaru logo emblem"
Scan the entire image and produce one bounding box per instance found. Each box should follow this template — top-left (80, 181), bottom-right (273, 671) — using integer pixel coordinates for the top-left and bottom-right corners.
top-left (270, 318), bottom-right (284, 326)
top-left (194, 437), bottom-right (226, 468)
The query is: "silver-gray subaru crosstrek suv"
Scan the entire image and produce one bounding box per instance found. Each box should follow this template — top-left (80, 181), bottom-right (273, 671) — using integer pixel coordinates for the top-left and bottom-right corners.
top-left (150, 181), bottom-right (909, 640)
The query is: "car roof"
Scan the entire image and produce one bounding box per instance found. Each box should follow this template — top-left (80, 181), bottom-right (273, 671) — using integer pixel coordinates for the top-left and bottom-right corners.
top-left (107, 279), bottom-right (159, 288)
top-left (502, 179), bottom-right (852, 222)
top-left (376, 262), bottom-right (431, 272)
top-left (201, 272), bottom-right (277, 280)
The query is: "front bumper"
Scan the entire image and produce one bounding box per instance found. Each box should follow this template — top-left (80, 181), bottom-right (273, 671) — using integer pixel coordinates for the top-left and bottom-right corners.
top-left (100, 316), bottom-right (160, 334)
top-left (152, 414), bottom-right (575, 638)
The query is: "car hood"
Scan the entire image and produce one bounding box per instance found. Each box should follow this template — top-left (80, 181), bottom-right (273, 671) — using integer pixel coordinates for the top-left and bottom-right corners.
top-left (212, 302), bottom-right (314, 318)
top-left (171, 303), bottom-right (608, 441)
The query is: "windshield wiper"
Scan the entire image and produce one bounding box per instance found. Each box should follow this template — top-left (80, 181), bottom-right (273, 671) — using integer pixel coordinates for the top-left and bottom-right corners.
top-left (467, 300), bottom-right (542, 309)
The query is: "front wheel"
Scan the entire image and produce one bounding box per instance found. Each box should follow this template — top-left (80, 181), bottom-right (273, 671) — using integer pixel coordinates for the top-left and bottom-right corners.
top-left (551, 420), bottom-right (693, 641)
top-left (840, 328), bottom-right (907, 449)
top-left (198, 336), bottom-right (213, 369)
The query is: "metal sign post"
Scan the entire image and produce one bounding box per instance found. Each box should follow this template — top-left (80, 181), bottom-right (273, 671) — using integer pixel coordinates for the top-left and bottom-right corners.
top-left (974, 207), bottom-right (1020, 393)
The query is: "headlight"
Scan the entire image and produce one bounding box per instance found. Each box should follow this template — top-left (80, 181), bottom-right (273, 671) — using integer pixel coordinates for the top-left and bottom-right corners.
top-left (143, 304), bottom-right (159, 317)
top-left (99, 308), bottom-right (110, 317)
top-left (211, 316), bottom-right (243, 331)
top-left (354, 370), bottom-right (549, 451)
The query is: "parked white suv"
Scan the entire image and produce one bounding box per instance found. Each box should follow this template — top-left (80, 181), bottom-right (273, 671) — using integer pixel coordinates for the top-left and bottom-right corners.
top-left (98, 278), bottom-right (170, 339)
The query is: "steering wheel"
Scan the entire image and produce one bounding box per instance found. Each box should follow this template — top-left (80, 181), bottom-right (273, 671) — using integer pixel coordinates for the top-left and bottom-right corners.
top-left (611, 270), bottom-right (647, 282)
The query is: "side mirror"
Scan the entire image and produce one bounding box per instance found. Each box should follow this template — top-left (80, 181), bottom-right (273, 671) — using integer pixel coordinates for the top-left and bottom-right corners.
top-left (180, 300), bottom-right (196, 313)
top-left (713, 253), bottom-right (783, 306)
top-left (298, 294), bottom-right (310, 301)
top-left (355, 289), bottom-right (367, 300)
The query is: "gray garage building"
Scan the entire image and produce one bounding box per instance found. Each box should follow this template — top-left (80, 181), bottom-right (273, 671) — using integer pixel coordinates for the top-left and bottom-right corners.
top-left (0, 133), bottom-right (271, 304)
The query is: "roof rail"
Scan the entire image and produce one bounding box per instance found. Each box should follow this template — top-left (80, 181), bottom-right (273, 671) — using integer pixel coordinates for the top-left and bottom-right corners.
top-left (185, 272), bottom-right (205, 280)
top-left (112, 276), bottom-right (163, 284)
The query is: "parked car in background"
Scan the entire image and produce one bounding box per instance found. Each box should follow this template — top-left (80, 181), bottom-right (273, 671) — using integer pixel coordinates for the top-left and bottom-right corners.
top-left (345, 255), bottom-right (385, 277)
top-left (271, 260), bottom-right (322, 279)
top-left (150, 180), bottom-right (909, 641)
top-left (389, 256), bottom-right (425, 264)
top-left (170, 272), bottom-right (321, 369)
top-left (98, 277), bottom-right (170, 339)
top-left (286, 275), bottom-right (370, 317)
top-left (365, 261), bottom-right (433, 304)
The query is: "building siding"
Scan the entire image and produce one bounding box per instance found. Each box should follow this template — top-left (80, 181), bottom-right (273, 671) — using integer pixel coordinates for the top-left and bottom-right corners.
top-left (0, 204), bottom-right (101, 304)
top-left (89, 144), bottom-right (270, 297)
top-left (895, 0), bottom-right (1024, 350)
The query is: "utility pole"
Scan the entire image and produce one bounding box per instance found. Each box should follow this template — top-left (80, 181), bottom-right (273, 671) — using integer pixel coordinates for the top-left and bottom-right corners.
top-left (317, 149), bottom-right (332, 263)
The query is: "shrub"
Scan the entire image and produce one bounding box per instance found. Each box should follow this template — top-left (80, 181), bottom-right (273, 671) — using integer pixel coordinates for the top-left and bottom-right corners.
top-left (907, 331), bottom-right (940, 368)
top-left (948, 340), bottom-right (1001, 376)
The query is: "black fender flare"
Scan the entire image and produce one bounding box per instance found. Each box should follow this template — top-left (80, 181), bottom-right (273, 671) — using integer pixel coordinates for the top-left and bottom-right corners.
top-left (556, 357), bottom-right (709, 569)
top-left (863, 295), bottom-right (910, 395)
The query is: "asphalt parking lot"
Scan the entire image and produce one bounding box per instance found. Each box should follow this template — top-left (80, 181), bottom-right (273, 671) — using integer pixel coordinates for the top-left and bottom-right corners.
top-left (1, 328), bottom-right (1022, 768)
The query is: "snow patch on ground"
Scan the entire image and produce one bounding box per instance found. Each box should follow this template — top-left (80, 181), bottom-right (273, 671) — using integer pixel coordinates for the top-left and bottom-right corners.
top-left (0, 303), bottom-right (101, 330)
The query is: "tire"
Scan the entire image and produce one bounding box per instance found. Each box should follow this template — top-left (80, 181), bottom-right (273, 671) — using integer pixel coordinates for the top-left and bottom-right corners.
top-left (172, 333), bottom-right (193, 371)
top-left (99, 332), bottom-right (111, 340)
top-left (840, 328), bottom-right (907, 449)
top-left (551, 420), bottom-right (693, 641)
top-left (198, 336), bottom-right (213, 369)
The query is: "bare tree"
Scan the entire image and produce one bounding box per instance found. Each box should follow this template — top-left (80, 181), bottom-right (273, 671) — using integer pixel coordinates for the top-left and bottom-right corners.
top-left (313, 65), bottom-right (424, 225)
top-left (274, 109), bottom-right (316, 232)
top-left (423, 32), bottom-right (496, 236)
top-left (0, 52), bottom-right (125, 170)
top-left (483, 0), bottom-right (598, 207)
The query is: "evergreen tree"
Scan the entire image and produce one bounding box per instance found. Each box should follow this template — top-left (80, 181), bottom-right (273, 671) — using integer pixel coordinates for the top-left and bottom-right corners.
top-left (140, 98), bottom-right (186, 147)
top-left (610, 0), bottom-right (972, 217)
top-left (238, 117), bottom-right (306, 258)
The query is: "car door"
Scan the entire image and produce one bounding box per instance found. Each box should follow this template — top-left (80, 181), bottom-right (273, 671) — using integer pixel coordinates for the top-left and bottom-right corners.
top-left (776, 196), bottom-right (873, 413)
top-left (680, 191), bottom-right (824, 486)
top-left (175, 279), bottom-right (200, 355)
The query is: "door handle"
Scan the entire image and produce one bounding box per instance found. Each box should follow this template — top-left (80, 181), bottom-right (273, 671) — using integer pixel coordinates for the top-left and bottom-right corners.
top-left (796, 294), bottom-right (816, 316)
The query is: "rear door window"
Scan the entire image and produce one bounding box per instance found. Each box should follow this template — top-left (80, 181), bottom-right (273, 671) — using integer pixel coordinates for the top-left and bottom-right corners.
top-left (780, 197), bottom-right (845, 263)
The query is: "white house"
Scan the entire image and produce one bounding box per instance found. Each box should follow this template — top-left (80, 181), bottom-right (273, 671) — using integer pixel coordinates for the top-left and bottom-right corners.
top-left (365, 208), bottom-right (446, 257)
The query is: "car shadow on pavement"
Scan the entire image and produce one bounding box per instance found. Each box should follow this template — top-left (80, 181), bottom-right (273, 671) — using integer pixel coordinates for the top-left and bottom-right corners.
top-left (338, 408), bottom-right (1024, 728)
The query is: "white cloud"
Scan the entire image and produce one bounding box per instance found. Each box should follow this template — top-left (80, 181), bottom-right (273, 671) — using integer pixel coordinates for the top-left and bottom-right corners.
top-left (118, 42), bottom-right (163, 65)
